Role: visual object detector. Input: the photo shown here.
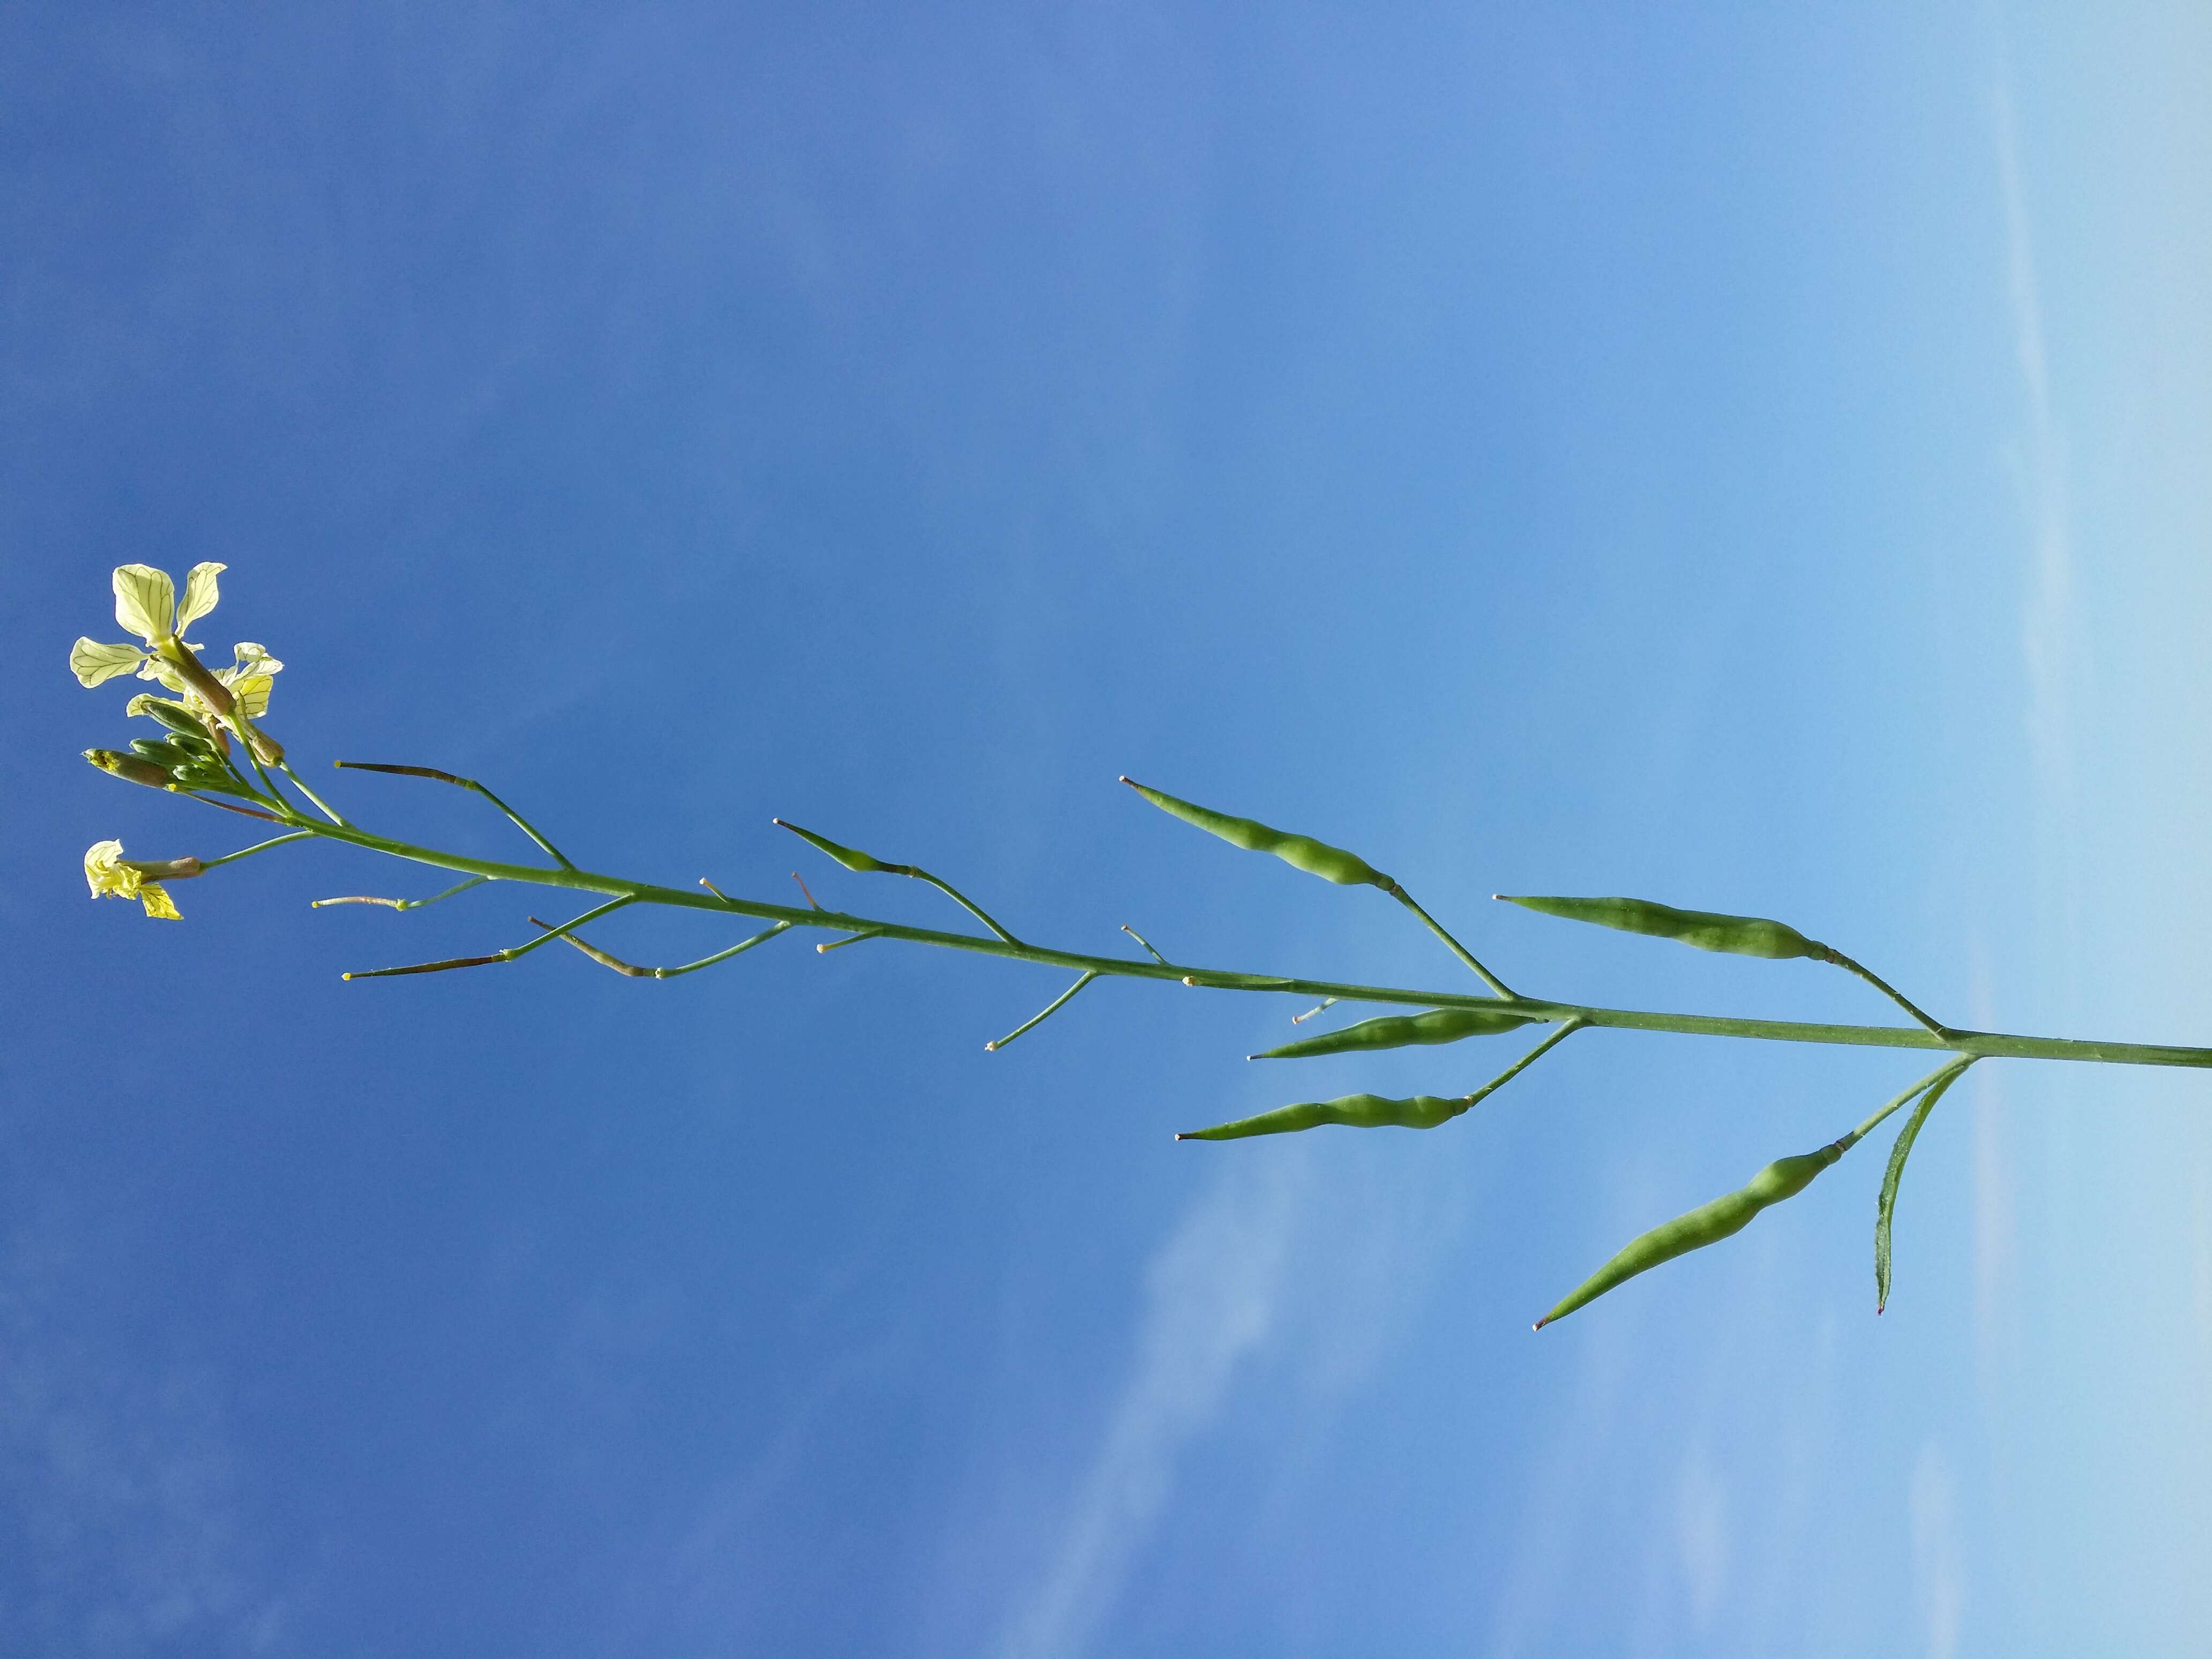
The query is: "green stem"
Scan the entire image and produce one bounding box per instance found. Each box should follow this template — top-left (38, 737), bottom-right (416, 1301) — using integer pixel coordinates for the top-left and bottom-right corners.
top-left (1385, 884), bottom-right (1516, 999)
top-left (1836, 1056), bottom-right (1976, 1151)
top-left (293, 819), bottom-right (2212, 1071)
top-left (1459, 1018), bottom-right (1588, 1112)
top-left (1821, 946), bottom-right (1951, 1037)
top-left (201, 830), bottom-right (316, 869)
top-left (279, 759), bottom-right (350, 826)
top-left (987, 970), bottom-right (1098, 1051)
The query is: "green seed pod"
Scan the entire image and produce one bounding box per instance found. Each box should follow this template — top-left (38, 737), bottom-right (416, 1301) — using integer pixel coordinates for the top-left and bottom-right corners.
top-left (84, 748), bottom-right (175, 790)
top-left (1534, 1139), bottom-right (1848, 1328)
top-left (167, 730), bottom-right (218, 759)
top-left (1497, 895), bottom-right (1824, 960)
top-left (1253, 1006), bottom-right (1534, 1059)
top-left (777, 820), bottom-right (889, 873)
top-left (1179, 1092), bottom-right (1467, 1140)
top-left (1874, 1063), bottom-right (1968, 1313)
top-left (1120, 778), bottom-right (1389, 888)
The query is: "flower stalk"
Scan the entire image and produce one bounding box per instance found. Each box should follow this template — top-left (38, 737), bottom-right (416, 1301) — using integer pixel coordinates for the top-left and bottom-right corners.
top-left (66, 565), bottom-right (2212, 1325)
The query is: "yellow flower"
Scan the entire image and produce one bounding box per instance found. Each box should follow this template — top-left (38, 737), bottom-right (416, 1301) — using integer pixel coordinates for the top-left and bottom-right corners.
top-left (83, 839), bottom-right (188, 920)
top-left (69, 563), bottom-right (226, 687)
top-left (71, 564), bottom-right (286, 761)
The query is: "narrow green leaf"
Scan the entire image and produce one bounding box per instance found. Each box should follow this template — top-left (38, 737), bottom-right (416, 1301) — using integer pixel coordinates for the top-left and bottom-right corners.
top-left (1252, 1006), bottom-right (1534, 1059)
top-left (1497, 895), bottom-right (1824, 960)
top-left (1874, 1064), bottom-right (1968, 1313)
top-left (1177, 1092), bottom-right (1465, 1140)
top-left (1121, 778), bottom-right (1388, 888)
top-left (1535, 1139), bottom-right (1848, 1328)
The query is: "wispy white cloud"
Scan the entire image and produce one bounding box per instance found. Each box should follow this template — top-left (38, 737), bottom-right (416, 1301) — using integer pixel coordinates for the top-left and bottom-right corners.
top-left (996, 1159), bottom-right (1298, 1659)
top-left (1909, 1441), bottom-right (1963, 1659)
top-left (1994, 75), bottom-right (2078, 816)
top-left (0, 1200), bottom-right (285, 1655)
top-left (1674, 1446), bottom-right (1729, 1632)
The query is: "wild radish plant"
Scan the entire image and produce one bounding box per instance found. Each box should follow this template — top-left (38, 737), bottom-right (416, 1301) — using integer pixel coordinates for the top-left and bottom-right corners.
top-left (72, 563), bottom-right (2210, 1326)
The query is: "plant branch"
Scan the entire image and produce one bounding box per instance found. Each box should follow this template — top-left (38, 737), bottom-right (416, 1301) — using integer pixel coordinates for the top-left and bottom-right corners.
top-left (281, 818), bottom-right (2212, 1070)
top-left (335, 761), bottom-right (571, 866)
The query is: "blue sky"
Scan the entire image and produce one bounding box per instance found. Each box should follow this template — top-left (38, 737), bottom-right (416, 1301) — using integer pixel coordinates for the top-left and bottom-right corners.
top-left (5, 4), bottom-right (2209, 1654)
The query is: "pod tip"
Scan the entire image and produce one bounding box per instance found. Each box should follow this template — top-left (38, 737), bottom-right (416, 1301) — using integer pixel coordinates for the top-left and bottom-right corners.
top-left (1174, 1132), bottom-right (1192, 1141)
top-left (984, 1042), bottom-right (999, 1052)
top-left (1531, 1317), bottom-right (1549, 1332)
top-left (771, 817), bottom-right (788, 827)
top-left (340, 972), bottom-right (354, 981)
top-left (1117, 775), bottom-right (1136, 787)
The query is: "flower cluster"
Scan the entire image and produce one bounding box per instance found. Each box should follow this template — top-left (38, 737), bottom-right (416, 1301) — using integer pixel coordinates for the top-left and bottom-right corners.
top-left (72, 562), bottom-right (289, 920)
top-left (70, 563), bottom-right (283, 740)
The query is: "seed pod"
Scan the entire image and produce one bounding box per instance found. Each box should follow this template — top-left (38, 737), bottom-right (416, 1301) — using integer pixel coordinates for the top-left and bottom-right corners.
top-left (1534, 1138), bottom-right (1848, 1328)
top-left (1179, 1092), bottom-right (1467, 1140)
top-left (1253, 1006), bottom-right (1534, 1059)
top-left (1120, 778), bottom-right (1388, 888)
top-left (777, 820), bottom-right (890, 873)
top-left (84, 748), bottom-right (174, 790)
top-left (1874, 1063), bottom-right (1968, 1313)
top-left (1497, 894), bottom-right (1824, 960)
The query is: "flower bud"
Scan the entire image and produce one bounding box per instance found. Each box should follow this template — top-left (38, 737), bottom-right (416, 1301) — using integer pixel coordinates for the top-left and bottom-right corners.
top-left (130, 696), bottom-right (216, 744)
top-left (157, 640), bottom-right (235, 718)
top-left (126, 855), bottom-right (204, 882)
top-left (130, 736), bottom-right (193, 769)
top-left (84, 748), bottom-right (174, 789)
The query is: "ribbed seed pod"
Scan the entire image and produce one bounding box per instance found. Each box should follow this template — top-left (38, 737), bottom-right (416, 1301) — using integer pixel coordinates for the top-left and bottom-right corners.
top-left (1498, 895), bottom-right (1823, 960)
top-left (1121, 779), bottom-right (1389, 888)
top-left (1534, 1139), bottom-right (1847, 1327)
top-left (1253, 1006), bottom-right (1534, 1059)
top-left (1178, 1092), bottom-right (1468, 1140)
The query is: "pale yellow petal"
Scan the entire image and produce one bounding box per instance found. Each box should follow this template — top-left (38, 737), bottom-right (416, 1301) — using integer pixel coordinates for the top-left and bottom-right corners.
top-left (70, 638), bottom-right (148, 687)
top-left (177, 562), bottom-right (226, 630)
top-left (138, 882), bottom-right (182, 920)
top-left (231, 675), bottom-right (275, 719)
top-left (84, 840), bottom-right (139, 899)
top-left (112, 564), bottom-right (176, 642)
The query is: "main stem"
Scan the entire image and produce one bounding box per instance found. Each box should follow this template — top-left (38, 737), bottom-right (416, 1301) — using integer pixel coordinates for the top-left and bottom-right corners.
top-left (292, 819), bottom-right (2212, 1072)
